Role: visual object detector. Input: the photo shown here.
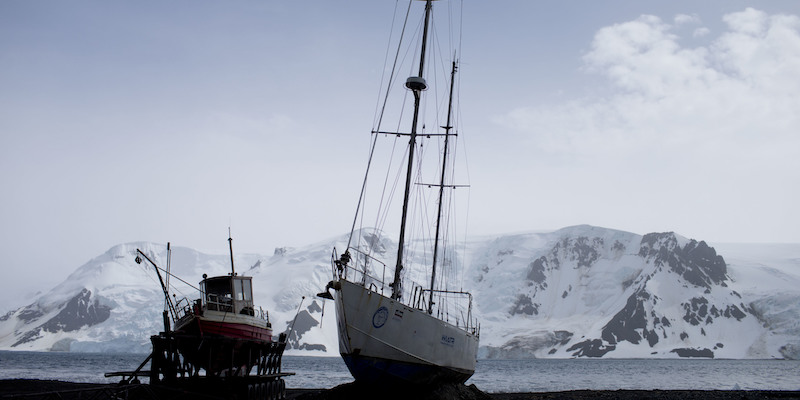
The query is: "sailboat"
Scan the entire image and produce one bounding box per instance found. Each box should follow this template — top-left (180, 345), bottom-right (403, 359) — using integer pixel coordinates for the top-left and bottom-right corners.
top-left (318, 0), bottom-right (479, 386)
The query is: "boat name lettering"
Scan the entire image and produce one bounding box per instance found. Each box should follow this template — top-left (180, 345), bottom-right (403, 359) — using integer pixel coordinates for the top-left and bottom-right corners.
top-left (441, 335), bottom-right (455, 346)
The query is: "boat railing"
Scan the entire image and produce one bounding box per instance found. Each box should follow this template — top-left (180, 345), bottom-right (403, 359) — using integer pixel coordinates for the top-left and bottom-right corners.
top-left (173, 297), bottom-right (192, 321)
top-left (330, 247), bottom-right (479, 337)
top-left (412, 286), bottom-right (480, 336)
top-left (260, 307), bottom-right (271, 326)
top-left (331, 247), bottom-right (388, 296)
top-left (205, 293), bottom-right (234, 313)
top-left (198, 293), bottom-right (270, 324)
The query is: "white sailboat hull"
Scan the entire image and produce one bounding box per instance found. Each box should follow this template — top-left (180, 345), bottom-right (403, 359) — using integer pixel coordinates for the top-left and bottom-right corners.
top-left (334, 279), bottom-right (479, 385)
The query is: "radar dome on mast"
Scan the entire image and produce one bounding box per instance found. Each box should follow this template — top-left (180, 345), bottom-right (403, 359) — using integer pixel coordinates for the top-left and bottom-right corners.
top-left (405, 76), bottom-right (427, 91)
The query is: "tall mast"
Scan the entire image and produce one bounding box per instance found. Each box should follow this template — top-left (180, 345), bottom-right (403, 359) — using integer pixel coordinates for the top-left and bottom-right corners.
top-left (428, 60), bottom-right (457, 314)
top-left (392, 0), bottom-right (433, 301)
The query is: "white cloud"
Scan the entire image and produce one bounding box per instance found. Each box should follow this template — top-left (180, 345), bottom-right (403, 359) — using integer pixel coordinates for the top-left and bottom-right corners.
top-left (722, 7), bottom-right (768, 36)
top-left (674, 13), bottom-right (701, 26)
top-left (715, 9), bottom-right (800, 93)
top-left (498, 9), bottom-right (800, 160)
top-left (693, 27), bottom-right (711, 38)
top-left (492, 8), bottom-right (800, 242)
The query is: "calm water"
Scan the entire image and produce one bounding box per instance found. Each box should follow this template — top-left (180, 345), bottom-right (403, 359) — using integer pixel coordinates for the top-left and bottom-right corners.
top-left (0, 352), bottom-right (798, 393)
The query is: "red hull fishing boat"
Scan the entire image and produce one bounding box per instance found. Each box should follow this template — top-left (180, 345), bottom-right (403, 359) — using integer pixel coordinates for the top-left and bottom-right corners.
top-left (167, 271), bottom-right (277, 375)
top-left (174, 274), bottom-right (273, 343)
top-left (110, 235), bottom-right (292, 400)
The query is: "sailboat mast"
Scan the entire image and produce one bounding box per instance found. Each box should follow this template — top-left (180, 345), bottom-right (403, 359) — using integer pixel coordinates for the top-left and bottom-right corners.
top-left (428, 60), bottom-right (457, 314)
top-left (392, 0), bottom-right (433, 301)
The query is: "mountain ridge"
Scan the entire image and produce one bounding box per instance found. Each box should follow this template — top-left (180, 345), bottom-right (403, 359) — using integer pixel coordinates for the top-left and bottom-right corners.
top-left (1, 225), bottom-right (798, 359)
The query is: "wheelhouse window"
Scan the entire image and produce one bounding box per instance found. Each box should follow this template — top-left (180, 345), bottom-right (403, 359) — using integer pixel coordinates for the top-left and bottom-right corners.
top-left (235, 278), bottom-right (252, 301)
top-left (201, 276), bottom-right (254, 314)
top-left (233, 277), bottom-right (254, 315)
top-left (203, 277), bottom-right (234, 312)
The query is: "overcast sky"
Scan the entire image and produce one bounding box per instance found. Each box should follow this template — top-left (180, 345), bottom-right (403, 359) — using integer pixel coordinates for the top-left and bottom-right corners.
top-left (2, 0), bottom-right (799, 312)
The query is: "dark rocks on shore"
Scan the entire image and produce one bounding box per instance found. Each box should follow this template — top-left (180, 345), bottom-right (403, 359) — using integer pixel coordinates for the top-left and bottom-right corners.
top-left (489, 390), bottom-right (800, 400)
top-left (286, 383), bottom-right (800, 400)
top-left (2, 380), bottom-right (800, 400)
top-left (287, 382), bottom-right (492, 400)
top-left (0, 379), bottom-right (105, 396)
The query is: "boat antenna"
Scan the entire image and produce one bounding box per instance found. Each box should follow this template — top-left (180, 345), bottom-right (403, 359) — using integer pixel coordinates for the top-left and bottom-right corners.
top-left (228, 227), bottom-right (236, 276)
top-left (392, 0), bottom-right (434, 301)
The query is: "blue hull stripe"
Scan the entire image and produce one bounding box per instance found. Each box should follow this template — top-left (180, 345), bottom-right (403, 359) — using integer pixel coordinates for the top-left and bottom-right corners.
top-left (342, 353), bottom-right (472, 386)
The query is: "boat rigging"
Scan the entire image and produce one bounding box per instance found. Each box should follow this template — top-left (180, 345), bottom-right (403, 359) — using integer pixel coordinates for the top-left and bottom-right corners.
top-left (318, 0), bottom-right (479, 386)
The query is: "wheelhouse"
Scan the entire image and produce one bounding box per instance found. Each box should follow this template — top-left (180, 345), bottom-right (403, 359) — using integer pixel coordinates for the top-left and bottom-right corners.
top-left (200, 275), bottom-right (255, 316)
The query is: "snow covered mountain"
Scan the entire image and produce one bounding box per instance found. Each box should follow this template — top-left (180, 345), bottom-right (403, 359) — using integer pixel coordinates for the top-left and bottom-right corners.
top-left (1, 226), bottom-right (798, 359)
top-left (472, 226), bottom-right (799, 359)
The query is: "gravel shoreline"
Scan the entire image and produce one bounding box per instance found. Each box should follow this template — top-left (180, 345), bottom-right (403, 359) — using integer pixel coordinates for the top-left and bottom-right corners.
top-left (285, 382), bottom-right (800, 400)
top-left (2, 380), bottom-right (799, 400)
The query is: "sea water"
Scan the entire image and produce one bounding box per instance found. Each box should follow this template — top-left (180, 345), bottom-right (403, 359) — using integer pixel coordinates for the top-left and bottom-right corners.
top-left (0, 352), bottom-right (798, 393)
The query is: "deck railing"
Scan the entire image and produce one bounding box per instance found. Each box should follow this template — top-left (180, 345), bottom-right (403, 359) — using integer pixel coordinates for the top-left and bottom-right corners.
top-left (331, 247), bottom-right (389, 296)
top-left (331, 247), bottom-right (480, 337)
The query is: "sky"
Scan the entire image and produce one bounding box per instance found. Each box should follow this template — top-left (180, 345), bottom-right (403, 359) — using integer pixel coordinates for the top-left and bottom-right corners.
top-left (2, 0), bottom-right (799, 312)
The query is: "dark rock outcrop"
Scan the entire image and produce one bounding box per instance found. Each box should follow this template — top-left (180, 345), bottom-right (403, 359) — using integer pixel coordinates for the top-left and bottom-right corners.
top-left (567, 338), bottom-right (616, 357)
top-left (283, 301), bottom-right (326, 352)
top-left (671, 347), bottom-right (715, 358)
top-left (11, 288), bottom-right (111, 347)
top-left (639, 233), bottom-right (727, 288)
top-left (41, 289), bottom-right (111, 333)
top-left (602, 289), bottom-right (650, 345)
top-left (510, 294), bottom-right (539, 316)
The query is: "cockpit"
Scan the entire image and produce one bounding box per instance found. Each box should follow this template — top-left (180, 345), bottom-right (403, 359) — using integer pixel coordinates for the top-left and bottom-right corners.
top-left (200, 275), bottom-right (255, 315)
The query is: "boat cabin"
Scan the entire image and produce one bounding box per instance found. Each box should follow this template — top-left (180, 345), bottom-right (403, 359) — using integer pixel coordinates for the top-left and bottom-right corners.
top-left (200, 275), bottom-right (255, 316)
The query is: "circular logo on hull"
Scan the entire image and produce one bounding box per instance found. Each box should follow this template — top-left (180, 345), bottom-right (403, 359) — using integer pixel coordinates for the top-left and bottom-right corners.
top-left (372, 306), bottom-right (389, 328)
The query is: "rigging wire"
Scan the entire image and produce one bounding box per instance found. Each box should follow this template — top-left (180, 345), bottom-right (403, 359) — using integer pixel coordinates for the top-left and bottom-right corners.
top-left (372, 139), bottom-right (406, 258)
top-left (346, 1), bottom-right (472, 316)
top-left (348, 0), bottom-right (414, 251)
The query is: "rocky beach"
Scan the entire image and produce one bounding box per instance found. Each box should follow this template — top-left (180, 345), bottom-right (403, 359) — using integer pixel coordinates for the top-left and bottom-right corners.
top-left (2, 380), bottom-right (800, 400)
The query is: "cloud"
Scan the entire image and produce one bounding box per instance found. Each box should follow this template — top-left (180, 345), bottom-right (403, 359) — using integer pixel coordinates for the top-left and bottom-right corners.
top-left (674, 14), bottom-right (710, 38)
top-left (715, 9), bottom-right (800, 92)
top-left (497, 9), bottom-right (800, 166)
top-left (674, 13), bottom-right (701, 26)
top-left (693, 27), bottom-right (711, 38)
top-left (489, 8), bottom-right (800, 242)
top-left (722, 7), bottom-right (768, 36)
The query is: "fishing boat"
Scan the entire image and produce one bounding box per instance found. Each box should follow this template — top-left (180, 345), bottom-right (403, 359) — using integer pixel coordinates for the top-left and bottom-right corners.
top-left (168, 271), bottom-right (275, 375)
top-left (172, 273), bottom-right (272, 343)
top-left (170, 235), bottom-right (273, 346)
top-left (318, 0), bottom-right (479, 386)
top-left (115, 237), bottom-right (292, 400)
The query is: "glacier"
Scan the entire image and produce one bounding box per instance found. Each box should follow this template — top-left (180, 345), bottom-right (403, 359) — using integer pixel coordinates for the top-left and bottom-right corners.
top-left (1, 225), bottom-right (798, 360)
